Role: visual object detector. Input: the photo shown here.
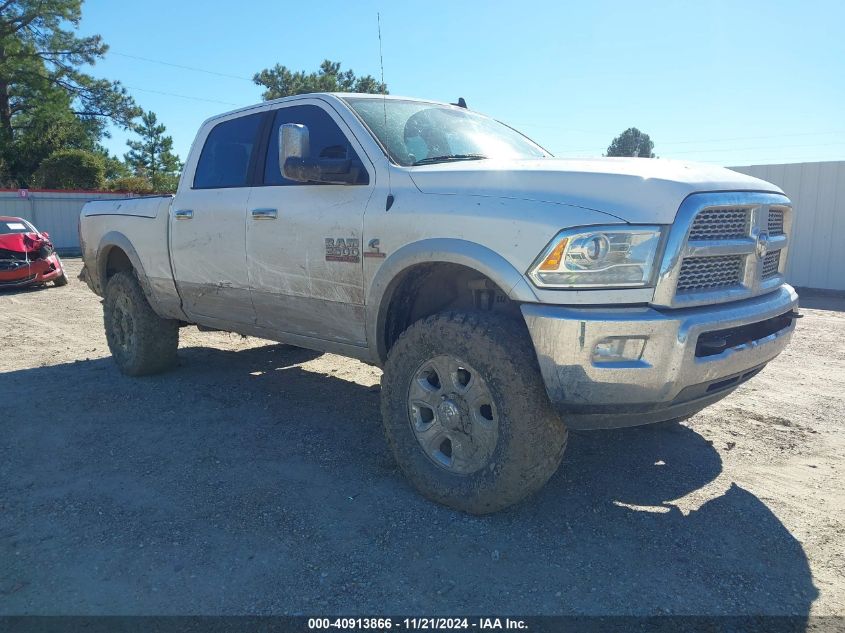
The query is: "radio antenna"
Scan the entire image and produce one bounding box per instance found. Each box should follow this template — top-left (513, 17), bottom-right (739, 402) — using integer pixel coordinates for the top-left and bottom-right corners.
top-left (377, 12), bottom-right (394, 204)
top-left (377, 12), bottom-right (386, 100)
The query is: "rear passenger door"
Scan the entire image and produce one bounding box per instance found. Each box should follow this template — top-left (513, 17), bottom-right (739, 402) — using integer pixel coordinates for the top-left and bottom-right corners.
top-left (170, 112), bottom-right (264, 325)
top-left (245, 100), bottom-right (375, 346)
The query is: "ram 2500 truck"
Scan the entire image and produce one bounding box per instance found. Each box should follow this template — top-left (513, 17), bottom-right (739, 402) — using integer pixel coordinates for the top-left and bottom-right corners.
top-left (79, 93), bottom-right (799, 513)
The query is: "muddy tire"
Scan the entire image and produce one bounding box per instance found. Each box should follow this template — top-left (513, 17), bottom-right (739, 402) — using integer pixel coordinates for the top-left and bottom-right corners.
top-left (380, 311), bottom-right (568, 514)
top-left (103, 271), bottom-right (179, 376)
top-left (53, 271), bottom-right (68, 287)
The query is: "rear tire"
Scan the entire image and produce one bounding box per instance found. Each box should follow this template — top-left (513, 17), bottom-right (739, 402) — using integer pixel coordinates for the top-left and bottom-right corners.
top-left (380, 311), bottom-right (568, 514)
top-left (103, 271), bottom-right (179, 376)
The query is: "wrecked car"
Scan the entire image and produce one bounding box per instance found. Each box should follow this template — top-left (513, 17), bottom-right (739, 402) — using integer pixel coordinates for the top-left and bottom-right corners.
top-left (0, 216), bottom-right (68, 289)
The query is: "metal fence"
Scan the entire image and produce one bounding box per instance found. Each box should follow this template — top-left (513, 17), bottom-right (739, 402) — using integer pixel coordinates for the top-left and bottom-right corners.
top-left (0, 189), bottom-right (131, 252)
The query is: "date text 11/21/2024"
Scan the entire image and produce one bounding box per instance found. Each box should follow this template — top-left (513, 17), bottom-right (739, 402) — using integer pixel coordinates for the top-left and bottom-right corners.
top-left (307, 617), bottom-right (528, 630)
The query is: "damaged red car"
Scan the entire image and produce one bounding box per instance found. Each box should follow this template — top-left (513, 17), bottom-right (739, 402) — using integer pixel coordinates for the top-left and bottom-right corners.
top-left (0, 216), bottom-right (68, 289)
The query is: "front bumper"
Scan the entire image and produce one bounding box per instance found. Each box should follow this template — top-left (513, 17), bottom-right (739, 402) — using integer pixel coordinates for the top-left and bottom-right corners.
top-left (0, 254), bottom-right (63, 288)
top-left (521, 285), bottom-right (799, 430)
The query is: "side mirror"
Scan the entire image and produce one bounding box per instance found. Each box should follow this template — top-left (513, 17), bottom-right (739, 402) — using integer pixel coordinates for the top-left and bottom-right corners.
top-left (279, 123), bottom-right (358, 185)
top-left (280, 123), bottom-right (309, 170)
top-left (41, 231), bottom-right (50, 239)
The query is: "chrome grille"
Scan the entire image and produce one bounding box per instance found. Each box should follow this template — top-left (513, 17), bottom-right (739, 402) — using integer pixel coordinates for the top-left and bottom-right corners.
top-left (762, 250), bottom-right (781, 279)
top-left (676, 255), bottom-right (744, 293)
top-left (688, 208), bottom-right (750, 241)
top-left (768, 209), bottom-right (785, 235)
top-left (653, 193), bottom-right (792, 309)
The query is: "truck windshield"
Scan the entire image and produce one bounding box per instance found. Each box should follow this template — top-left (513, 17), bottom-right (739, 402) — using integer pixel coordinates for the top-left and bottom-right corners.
top-left (343, 97), bottom-right (550, 166)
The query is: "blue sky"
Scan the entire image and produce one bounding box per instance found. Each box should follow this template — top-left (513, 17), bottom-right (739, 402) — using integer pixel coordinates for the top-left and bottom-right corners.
top-left (80, 0), bottom-right (844, 167)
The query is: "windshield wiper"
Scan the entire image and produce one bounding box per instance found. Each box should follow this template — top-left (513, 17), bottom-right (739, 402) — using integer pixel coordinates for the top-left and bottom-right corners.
top-left (412, 154), bottom-right (487, 166)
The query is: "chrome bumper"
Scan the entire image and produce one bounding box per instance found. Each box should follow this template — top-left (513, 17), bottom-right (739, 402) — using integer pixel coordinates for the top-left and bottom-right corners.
top-left (521, 285), bottom-right (799, 430)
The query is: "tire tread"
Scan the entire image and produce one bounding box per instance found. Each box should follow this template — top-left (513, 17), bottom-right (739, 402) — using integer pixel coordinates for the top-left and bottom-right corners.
top-left (103, 271), bottom-right (178, 376)
top-left (381, 310), bottom-right (568, 514)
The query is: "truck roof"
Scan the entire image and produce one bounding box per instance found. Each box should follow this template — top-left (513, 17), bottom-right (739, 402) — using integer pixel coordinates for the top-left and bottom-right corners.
top-left (200, 93), bottom-right (451, 127)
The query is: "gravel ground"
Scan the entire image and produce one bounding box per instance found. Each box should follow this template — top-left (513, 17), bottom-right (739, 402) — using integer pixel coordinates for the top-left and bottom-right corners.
top-left (1, 258), bottom-right (843, 616)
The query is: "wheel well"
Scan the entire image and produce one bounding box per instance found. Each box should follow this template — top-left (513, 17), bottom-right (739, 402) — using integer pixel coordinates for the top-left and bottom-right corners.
top-left (381, 263), bottom-right (519, 360)
top-left (103, 247), bottom-right (133, 281)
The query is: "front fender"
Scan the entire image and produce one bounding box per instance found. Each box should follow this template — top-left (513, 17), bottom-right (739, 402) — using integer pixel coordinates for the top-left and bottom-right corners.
top-left (366, 238), bottom-right (538, 364)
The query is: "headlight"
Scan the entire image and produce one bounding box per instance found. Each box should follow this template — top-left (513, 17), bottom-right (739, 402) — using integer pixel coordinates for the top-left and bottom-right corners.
top-left (528, 226), bottom-right (663, 288)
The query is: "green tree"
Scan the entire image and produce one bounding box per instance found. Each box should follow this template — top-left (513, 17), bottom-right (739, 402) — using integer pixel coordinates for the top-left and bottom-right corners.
top-left (0, 0), bottom-right (139, 184)
top-left (9, 100), bottom-right (100, 184)
top-left (106, 174), bottom-right (154, 194)
top-left (606, 127), bottom-right (656, 158)
top-left (253, 59), bottom-right (387, 100)
top-left (94, 145), bottom-right (130, 181)
top-left (31, 148), bottom-right (105, 189)
top-left (124, 110), bottom-right (181, 192)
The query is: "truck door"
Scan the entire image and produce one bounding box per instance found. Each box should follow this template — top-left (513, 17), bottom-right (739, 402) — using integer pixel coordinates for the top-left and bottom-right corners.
top-left (245, 101), bottom-right (375, 346)
top-left (170, 112), bottom-right (265, 325)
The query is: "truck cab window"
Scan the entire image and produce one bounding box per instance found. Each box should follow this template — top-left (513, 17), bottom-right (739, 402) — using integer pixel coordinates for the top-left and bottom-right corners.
top-left (193, 113), bottom-right (263, 189)
top-left (263, 105), bottom-right (369, 186)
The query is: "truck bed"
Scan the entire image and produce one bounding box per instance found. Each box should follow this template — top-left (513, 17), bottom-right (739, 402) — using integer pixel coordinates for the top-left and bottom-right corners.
top-left (82, 195), bottom-right (174, 219)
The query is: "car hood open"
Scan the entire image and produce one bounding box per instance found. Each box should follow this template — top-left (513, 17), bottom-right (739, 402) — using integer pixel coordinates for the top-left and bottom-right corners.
top-left (407, 157), bottom-right (782, 224)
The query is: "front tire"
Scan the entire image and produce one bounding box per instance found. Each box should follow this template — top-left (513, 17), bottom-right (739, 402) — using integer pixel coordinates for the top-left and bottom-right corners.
top-left (53, 271), bottom-right (68, 287)
top-left (103, 271), bottom-right (179, 376)
top-left (380, 311), bottom-right (568, 514)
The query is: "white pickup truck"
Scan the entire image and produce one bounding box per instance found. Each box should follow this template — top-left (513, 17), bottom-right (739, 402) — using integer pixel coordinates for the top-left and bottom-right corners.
top-left (80, 93), bottom-right (798, 513)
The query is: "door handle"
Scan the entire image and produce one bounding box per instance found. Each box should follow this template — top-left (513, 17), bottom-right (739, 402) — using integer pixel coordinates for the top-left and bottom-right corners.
top-left (251, 208), bottom-right (278, 220)
top-left (174, 209), bottom-right (193, 220)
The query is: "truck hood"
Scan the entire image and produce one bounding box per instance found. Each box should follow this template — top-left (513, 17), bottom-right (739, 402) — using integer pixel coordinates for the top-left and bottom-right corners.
top-left (407, 157), bottom-right (782, 224)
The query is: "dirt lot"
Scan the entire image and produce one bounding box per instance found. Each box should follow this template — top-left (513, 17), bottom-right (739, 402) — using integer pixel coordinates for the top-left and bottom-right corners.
top-left (1, 257), bottom-right (843, 616)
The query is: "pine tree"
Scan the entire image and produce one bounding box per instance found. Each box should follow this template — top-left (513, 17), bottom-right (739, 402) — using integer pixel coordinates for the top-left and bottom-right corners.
top-left (253, 59), bottom-right (387, 100)
top-left (124, 111), bottom-right (181, 192)
top-left (0, 0), bottom-right (139, 185)
top-left (606, 128), bottom-right (656, 158)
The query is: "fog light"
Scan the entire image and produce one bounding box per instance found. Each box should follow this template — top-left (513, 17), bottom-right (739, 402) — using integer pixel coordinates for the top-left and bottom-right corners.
top-left (592, 337), bottom-right (647, 363)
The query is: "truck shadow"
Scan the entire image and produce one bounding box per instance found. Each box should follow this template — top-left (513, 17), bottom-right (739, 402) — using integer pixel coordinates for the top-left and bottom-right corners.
top-left (0, 344), bottom-right (817, 617)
